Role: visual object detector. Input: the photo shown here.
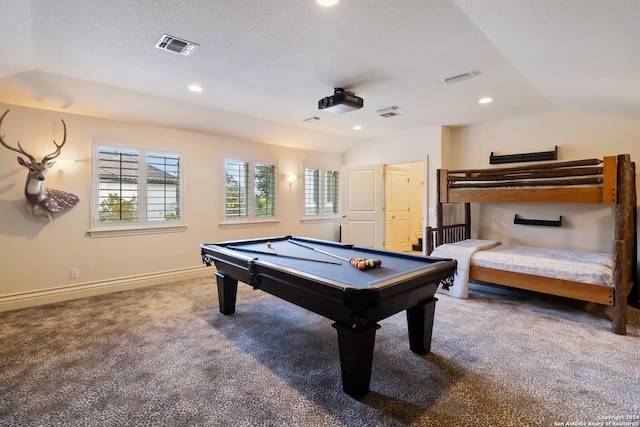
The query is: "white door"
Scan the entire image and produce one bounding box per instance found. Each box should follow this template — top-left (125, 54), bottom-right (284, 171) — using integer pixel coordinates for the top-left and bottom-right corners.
top-left (341, 165), bottom-right (384, 248)
top-left (384, 166), bottom-right (411, 252)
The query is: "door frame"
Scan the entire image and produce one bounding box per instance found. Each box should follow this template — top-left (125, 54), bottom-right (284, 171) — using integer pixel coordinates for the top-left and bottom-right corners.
top-left (383, 156), bottom-right (429, 254)
top-left (341, 156), bottom-right (428, 252)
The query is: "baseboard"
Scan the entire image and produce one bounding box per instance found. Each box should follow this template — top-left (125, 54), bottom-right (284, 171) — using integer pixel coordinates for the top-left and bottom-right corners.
top-left (0, 266), bottom-right (214, 313)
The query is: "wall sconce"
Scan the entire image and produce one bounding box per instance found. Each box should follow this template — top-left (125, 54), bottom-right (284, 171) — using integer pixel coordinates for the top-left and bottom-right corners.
top-left (55, 158), bottom-right (77, 174)
top-left (286, 173), bottom-right (298, 184)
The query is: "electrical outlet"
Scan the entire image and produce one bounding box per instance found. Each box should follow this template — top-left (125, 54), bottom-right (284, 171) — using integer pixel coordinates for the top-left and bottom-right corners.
top-left (428, 208), bottom-right (435, 216)
top-left (70, 268), bottom-right (79, 279)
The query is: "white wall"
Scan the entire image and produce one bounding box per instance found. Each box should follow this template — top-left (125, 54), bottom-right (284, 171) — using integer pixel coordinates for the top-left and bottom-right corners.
top-left (449, 111), bottom-right (640, 254)
top-left (0, 104), bottom-right (342, 310)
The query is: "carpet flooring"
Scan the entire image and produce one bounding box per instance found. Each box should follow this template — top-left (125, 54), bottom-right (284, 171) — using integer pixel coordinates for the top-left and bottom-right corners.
top-left (1, 276), bottom-right (639, 427)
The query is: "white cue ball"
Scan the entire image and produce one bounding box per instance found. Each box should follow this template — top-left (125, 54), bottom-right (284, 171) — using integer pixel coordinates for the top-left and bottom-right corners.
top-left (266, 241), bottom-right (272, 248)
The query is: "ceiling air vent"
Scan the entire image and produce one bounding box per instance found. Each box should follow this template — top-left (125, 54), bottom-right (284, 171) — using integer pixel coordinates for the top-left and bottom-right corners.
top-left (442, 72), bottom-right (476, 84)
top-left (155, 34), bottom-right (199, 56)
top-left (377, 106), bottom-right (400, 118)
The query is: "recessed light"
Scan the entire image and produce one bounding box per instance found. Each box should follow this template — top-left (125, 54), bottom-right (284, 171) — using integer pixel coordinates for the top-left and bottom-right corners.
top-left (478, 97), bottom-right (493, 104)
top-left (317, 0), bottom-right (338, 6)
top-left (353, 125), bottom-right (362, 131)
top-left (188, 85), bottom-right (203, 92)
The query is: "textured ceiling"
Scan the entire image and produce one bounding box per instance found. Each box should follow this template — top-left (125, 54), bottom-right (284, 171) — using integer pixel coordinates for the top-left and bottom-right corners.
top-left (0, 0), bottom-right (638, 153)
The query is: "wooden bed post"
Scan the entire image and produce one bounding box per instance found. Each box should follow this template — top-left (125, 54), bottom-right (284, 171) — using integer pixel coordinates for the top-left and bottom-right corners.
top-left (612, 240), bottom-right (628, 335)
top-left (631, 161), bottom-right (639, 308)
top-left (464, 202), bottom-right (471, 240)
top-left (436, 169), bottom-right (444, 248)
top-left (612, 154), bottom-right (634, 335)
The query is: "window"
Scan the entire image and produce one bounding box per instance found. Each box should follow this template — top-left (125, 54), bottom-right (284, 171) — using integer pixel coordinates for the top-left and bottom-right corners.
top-left (97, 149), bottom-right (139, 223)
top-left (254, 163), bottom-right (276, 217)
top-left (91, 144), bottom-right (183, 234)
top-left (304, 167), bottom-right (339, 216)
top-left (146, 153), bottom-right (181, 222)
top-left (225, 159), bottom-right (276, 220)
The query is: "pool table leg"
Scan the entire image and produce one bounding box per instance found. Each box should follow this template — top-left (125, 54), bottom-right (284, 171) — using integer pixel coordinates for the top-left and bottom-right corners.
top-left (406, 297), bottom-right (438, 355)
top-left (332, 322), bottom-right (381, 400)
top-left (215, 271), bottom-right (238, 315)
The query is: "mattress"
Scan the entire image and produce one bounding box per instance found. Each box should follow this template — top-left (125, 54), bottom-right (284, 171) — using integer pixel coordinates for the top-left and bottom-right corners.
top-left (470, 245), bottom-right (613, 287)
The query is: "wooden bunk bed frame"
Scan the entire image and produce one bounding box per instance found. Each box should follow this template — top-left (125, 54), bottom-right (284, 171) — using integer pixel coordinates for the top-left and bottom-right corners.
top-left (427, 154), bottom-right (637, 335)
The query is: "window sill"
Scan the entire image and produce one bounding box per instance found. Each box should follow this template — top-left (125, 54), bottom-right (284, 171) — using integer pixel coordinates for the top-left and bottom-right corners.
top-left (219, 219), bottom-right (280, 229)
top-left (300, 216), bottom-right (341, 224)
top-left (87, 223), bottom-right (188, 238)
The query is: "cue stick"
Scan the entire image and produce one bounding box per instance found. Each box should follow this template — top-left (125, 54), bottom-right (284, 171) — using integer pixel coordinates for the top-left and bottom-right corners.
top-left (226, 246), bottom-right (341, 265)
top-left (287, 240), bottom-right (351, 262)
top-left (288, 239), bottom-right (383, 271)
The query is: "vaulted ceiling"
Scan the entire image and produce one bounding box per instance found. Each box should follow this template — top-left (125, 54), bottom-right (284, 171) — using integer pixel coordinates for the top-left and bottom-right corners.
top-left (1, 0), bottom-right (639, 153)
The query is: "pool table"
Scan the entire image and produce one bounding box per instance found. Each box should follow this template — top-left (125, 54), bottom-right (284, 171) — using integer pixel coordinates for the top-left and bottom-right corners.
top-left (200, 236), bottom-right (456, 399)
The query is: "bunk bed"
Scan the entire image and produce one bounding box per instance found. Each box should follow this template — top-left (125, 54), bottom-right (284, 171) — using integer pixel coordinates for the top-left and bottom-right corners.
top-left (426, 154), bottom-right (637, 335)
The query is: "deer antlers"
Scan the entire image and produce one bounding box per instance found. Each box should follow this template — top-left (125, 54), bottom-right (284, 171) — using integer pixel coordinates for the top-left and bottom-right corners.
top-left (0, 110), bottom-right (36, 163)
top-left (43, 118), bottom-right (67, 163)
top-left (0, 109), bottom-right (67, 162)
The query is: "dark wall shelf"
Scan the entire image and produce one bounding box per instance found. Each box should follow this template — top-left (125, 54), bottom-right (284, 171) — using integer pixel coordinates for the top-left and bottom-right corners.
top-left (490, 146), bottom-right (558, 164)
top-left (514, 214), bottom-right (562, 227)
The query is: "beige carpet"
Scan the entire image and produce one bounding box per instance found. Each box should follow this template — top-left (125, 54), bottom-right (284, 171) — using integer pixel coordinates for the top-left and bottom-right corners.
top-left (1, 276), bottom-right (638, 427)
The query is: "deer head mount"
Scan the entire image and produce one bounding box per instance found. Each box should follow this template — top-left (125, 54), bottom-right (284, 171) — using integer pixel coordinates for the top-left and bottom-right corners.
top-left (0, 109), bottom-right (79, 221)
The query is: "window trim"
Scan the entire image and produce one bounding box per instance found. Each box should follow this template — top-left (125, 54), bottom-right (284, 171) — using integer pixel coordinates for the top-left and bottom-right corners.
top-left (88, 141), bottom-right (186, 237)
top-left (301, 164), bottom-right (341, 220)
top-left (220, 157), bottom-right (279, 226)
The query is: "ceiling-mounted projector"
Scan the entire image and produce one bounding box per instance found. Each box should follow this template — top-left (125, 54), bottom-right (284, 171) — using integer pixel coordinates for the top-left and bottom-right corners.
top-left (318, 88), bottom-right (363, 113)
